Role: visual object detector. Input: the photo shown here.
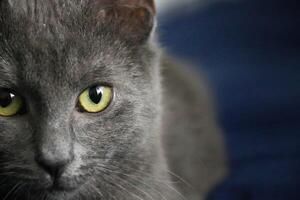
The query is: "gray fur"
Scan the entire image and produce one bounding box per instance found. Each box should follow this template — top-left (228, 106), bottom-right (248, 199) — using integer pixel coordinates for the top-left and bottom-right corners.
top-left (0, 0), bottom-right (227, 199)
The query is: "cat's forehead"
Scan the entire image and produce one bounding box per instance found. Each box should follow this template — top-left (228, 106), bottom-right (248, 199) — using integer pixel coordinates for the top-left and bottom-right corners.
top-left (0, 36), bottom-right (132, 90)
top-left (6, 0), bottom-right (83, 11)
top-left (1, 0), bottom-right (85, 30)
top-left (1, 0), bottom-right (155, 43)
top-left (0, 0), bottom-right (155, 91)
top-left (1, 0), bottom-right (89, 42)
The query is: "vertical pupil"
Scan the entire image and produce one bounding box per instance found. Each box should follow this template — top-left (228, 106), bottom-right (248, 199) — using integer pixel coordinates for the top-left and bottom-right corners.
top-left (0, 91), bottom-right (13, 107)
top-left (89, 86), bottom-right (102, 104)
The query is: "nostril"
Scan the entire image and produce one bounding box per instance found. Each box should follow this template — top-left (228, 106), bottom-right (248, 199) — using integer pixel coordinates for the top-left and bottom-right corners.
top-left (38, 160), bottom-right (65, 179)
top-left (35, 155), bottom-right (71, 180)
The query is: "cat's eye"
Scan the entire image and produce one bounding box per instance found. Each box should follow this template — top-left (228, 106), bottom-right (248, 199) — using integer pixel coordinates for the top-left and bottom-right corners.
top-left (0, 89), bottom-right (24, 117)
top-left (77, 85), bottom-right (113, 113)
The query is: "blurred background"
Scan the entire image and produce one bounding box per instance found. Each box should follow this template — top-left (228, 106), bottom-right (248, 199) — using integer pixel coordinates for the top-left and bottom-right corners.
top-left (156, 0), bottom-right (300, 199)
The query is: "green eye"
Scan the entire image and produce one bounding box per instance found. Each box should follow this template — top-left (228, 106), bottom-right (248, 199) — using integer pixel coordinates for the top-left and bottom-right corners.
top-left (0, 89), bottom-right (23, 117)
top-left (78, 85), bottom-right (113, 113)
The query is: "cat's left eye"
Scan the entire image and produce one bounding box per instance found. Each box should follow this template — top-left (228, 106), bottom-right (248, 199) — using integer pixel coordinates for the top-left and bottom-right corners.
top-left (77, 85), bottom-right (113, 113)
top-left (0, 89), bottom-right (24, 117)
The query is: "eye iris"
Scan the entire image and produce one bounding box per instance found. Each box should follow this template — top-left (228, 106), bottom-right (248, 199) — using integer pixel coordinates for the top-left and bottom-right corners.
top-left (0, 89), bottom-right (24, 117)
top-left (89, 86), bottom-right (102, 104)
top-left (0, 91), bottom-right (13, 108)
top-left (78, 85), bottom-right (112, 113)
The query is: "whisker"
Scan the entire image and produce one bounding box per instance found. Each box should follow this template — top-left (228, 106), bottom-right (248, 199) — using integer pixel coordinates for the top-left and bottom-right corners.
top-left (97, 168), bottom-right (145, 200)
top-left (98, 164), bottom-right (168, 200)
top-left (91, 183), bottom-right (104, 198)
top-left (100, 166), bottom-right (156, 200)
top-left (93, 158), bottom-right (179, 185)
top-left (97, 157), bottom-right (192, 188)
top-left (10, 182), bottom-right (26, 200)
top-left (96, 160), bottom-right (188, 200)
top-left (165, 169), bottom-right (194, 189)
top-left (163, 182), bottom-right (187, 200)
top-left (2, 181), bottom-right (22, 200)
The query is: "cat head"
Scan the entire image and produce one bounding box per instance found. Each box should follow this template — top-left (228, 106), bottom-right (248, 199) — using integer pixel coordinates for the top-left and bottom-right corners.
top-left (0, 0), bottom-right (161, 199)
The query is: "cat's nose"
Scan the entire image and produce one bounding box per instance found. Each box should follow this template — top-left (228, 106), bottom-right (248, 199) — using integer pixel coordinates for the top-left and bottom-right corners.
top-left (35, 117), bottom-right (75, 180)
top-left (35, 146), bottom-right (74, 179)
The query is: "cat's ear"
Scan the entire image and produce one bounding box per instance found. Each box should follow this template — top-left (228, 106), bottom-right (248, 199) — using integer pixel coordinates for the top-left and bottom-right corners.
top-left (89, 0), bottom-right (156, 44)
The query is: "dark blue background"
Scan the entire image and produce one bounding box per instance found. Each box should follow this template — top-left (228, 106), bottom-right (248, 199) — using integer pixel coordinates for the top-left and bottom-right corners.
top-left (159, 0), bottom-right (300, 199)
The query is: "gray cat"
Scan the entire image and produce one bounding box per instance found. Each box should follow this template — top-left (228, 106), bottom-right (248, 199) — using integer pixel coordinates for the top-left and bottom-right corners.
top-left (0, 0), bottom-right (227, 199)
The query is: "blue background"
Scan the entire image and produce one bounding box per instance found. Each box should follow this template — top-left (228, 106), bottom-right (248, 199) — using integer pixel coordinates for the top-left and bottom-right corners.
top-left (159, 0), bottom-right (300, 199)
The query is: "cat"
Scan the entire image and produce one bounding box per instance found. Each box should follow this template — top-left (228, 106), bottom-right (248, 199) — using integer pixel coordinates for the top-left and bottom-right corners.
top-left (0, 0), bottom-right (227, 199)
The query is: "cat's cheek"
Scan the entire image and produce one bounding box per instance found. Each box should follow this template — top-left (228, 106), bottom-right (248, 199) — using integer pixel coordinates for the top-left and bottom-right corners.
top-left (0, 118), bottom-right (32, 146)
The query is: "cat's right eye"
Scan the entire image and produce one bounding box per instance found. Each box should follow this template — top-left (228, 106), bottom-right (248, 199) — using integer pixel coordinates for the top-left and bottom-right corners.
top-left (0, 89), bottom-right (25, 117)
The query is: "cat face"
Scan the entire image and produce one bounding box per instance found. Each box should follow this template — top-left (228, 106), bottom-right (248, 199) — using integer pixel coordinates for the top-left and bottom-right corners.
top-left (0, 0), bottom-right (160, 199)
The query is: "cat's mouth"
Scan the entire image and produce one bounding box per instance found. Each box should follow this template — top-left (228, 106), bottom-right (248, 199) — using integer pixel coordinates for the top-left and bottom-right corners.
top-left (47, 178), bottom-right (78, 193)
top-left (43, 173), bottom-right (90, 195)
top-left (41, 176), bottom-right (91, 200)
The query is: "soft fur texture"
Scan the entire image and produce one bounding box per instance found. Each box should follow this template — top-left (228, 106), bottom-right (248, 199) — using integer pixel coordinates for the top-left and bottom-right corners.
top-left (0, 0), bottom-right (227, 199)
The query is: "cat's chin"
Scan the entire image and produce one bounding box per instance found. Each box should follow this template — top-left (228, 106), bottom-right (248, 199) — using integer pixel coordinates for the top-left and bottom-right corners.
top-left (0, 174), bottom-right (89, 200)
top-left (41, 187), bottom-right (80, 200)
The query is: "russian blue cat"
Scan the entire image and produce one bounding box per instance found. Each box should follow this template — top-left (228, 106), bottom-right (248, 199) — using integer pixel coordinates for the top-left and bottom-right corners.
top-left (0, 0), bottom-right (227, 199)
